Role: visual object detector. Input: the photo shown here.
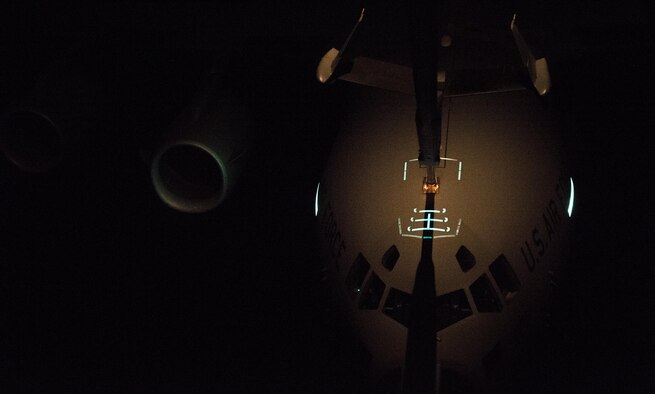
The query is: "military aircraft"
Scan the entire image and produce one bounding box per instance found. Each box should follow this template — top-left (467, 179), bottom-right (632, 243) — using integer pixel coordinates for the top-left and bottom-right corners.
top-left (2, 1), bottom-right (652, 392)
top-left (314, 1), bottom-right (574, 392)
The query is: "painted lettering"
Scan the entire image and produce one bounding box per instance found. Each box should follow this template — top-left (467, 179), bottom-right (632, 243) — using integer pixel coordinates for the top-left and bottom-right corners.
top-left (521, 241), bottom-right (536, 272)
top-left (548, 199), bottom-right (561, 226)
top-left (543, 212), bottom-right (555, 241)
top-left (532, 228), bottom-right (545, 257)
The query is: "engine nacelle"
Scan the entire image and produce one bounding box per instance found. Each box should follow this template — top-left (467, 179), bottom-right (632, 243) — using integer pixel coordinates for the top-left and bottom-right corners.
top-left (150, 71), bottom-right (247, 213)
top-left (0, 42), bottom-right (112, 173)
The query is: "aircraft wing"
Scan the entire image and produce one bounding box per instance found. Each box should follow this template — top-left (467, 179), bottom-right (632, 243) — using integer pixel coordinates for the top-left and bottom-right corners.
top-left (331, 56), bottom-right (527, 97)
top-left (317, 6), bottom-right (550, 97)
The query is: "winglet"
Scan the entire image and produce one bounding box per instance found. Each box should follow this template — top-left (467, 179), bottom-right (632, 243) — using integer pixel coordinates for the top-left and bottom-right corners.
top-left (510, 14), bottom-right (551, 95)
top-left (316, 48), bottom-right (340, 83)
top-left (316, 8), bottom-right (365, 84)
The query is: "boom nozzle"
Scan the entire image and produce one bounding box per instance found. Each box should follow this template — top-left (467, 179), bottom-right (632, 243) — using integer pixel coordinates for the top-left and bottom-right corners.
top-left (422, 165), bottom-right (439, 194)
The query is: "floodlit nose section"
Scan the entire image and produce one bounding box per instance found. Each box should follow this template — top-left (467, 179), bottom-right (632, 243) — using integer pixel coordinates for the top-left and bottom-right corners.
top-left (0, 110), bottom-right (62, 173)
top-left (151, 142), bottom-right (229, 213)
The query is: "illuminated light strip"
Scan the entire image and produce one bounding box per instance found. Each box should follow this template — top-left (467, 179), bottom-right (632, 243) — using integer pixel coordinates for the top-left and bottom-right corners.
top-left (437, 157), bottom-right (463, 180)
top-left (409, 158), bottom-right (419, 162)
top-left (400, 214), bottom-right (460, 239)
top-left (414, 208), bottom-right (445, 213)
top-left (567, 177), bottom-right (575, 217)
top-left (314, 183), bottom-right (320, 217)
top-left (403, 161), bottom-right (408, 181)
top-left (411, 227), bottom-right (450, 232)
top-left (414, 218), bottom-right (446, 223)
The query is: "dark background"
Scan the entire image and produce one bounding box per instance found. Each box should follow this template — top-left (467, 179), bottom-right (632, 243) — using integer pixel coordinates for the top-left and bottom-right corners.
top-left (1, 1), bottom-right (653, 392)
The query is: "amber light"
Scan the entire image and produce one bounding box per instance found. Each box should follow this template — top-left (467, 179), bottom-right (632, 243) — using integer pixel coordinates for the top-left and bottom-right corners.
top-left (422, 176), bottom-right (439, 194)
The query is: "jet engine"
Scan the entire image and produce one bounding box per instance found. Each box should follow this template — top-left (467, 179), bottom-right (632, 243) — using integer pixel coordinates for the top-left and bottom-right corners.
top-left (149, 64), bottom-right (248, 213)
top-left (0, 41), bottom-right (113, 173)
top-left (0, 41), bottom-right (248, 214)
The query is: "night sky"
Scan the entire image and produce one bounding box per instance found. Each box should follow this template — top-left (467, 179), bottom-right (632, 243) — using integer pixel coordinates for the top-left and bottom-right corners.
top-left (1, 1), bottom-right (654, 392)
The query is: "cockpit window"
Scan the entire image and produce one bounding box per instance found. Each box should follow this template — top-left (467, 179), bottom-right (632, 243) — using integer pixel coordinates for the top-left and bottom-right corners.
top-left (469, 273), bottom-right (502, 312)
top-left (456, 245), bottom-right (476, 272)
top-left (346, 253), bottom-right (370, 300)
top-left (488, 254), bottom-right (520, 301)
top-left (436, 289), bottom-right (473, 331)
top-left (382, 245), bottom-right (400, 271)
top-left (358, 271), bottom-right (386, 310)
top-left (382, 287), bottom-right (411, 326)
